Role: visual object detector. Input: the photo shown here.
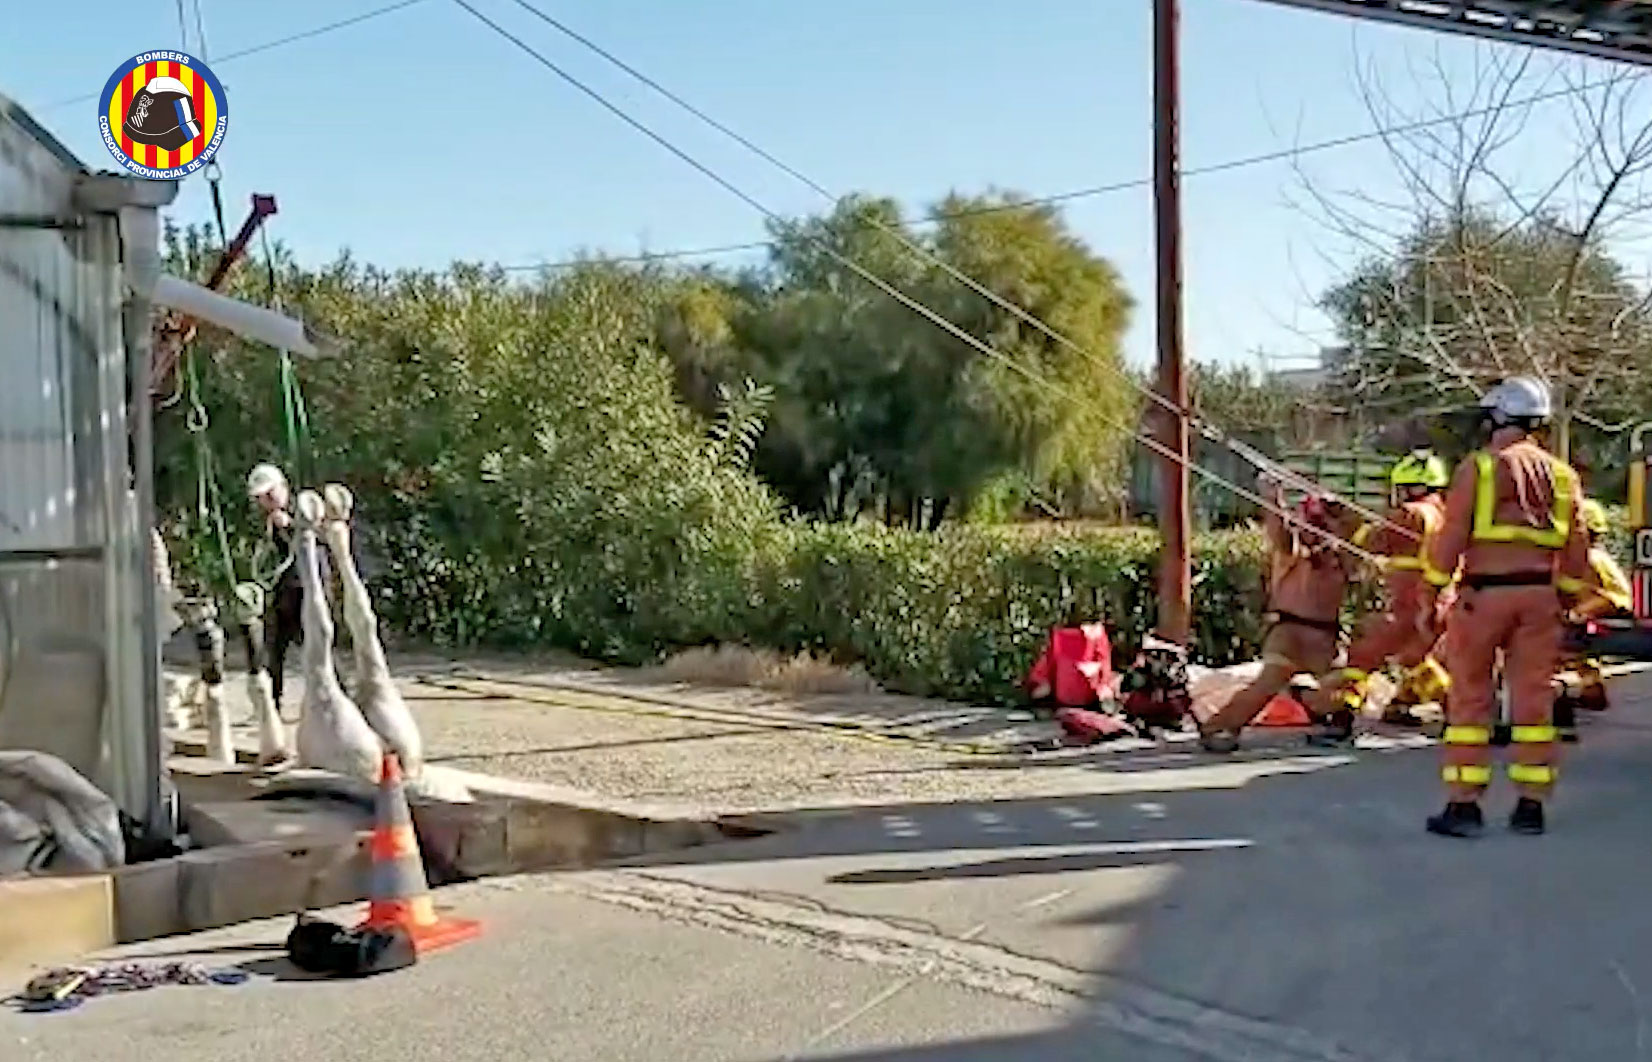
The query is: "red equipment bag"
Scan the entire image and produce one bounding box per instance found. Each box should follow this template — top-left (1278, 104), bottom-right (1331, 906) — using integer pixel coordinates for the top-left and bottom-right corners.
top-left (1024, 624), bottom-right (1116, 707)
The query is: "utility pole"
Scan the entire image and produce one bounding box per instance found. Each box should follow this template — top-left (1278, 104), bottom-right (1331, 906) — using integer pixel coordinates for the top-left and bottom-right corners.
top-left (1153, 0), bottom-right (1191, 645)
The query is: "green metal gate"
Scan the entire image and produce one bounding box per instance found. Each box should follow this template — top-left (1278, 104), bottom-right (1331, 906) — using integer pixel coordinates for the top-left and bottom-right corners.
top-left (1280, 450), bottom-right (1394, 510)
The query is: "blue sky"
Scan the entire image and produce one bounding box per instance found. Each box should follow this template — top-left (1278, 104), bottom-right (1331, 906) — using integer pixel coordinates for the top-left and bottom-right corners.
top-left (8, 0), bottom-right (1640, 369)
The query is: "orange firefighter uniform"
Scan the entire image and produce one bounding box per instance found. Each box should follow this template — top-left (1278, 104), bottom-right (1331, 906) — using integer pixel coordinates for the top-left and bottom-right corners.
top-left (1556, 501), bottom-right (1632, 727)
top-left (1200, 487), bottom-right (1355, 752)
top-left (1310, 455), bottom-right (1454, 738)
top-left (1423, 380), bottom-right (1589, 838)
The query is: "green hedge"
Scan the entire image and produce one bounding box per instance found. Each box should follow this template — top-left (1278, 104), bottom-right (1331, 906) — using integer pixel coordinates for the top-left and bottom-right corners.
top-left (759, 522), bottom-right (1269, 702)
top-left (366, 512), bottom-right (1273, 705)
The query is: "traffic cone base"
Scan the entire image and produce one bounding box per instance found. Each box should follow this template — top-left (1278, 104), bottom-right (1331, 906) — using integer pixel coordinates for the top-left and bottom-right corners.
top-left (358, 751), bottom-right (482, 954)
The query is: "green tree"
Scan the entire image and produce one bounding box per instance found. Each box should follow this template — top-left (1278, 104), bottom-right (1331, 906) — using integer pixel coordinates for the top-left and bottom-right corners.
top-left (657, 192), bottom-right (1137, 526)
top-left (1297, 51), bottom-right (1652, 463)
top-left (1320, 211), bottom-right (1652, 474)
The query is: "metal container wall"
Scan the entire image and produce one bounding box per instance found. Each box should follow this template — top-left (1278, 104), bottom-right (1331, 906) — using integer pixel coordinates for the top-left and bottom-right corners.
top-left (0, 95), bottom-right (164, 831)
top-left (0, 229), bottom-right (105, 552)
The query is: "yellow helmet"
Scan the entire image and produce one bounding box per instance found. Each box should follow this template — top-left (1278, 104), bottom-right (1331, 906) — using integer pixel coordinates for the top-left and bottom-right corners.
top-left (1581, 499), bottom-right (1609, 535)
top-left (1389, 450), bottom-right (1449, 490)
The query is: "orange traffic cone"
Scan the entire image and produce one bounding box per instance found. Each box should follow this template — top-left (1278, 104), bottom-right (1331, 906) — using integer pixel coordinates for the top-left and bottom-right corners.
top-left (359, 751), bottom-right (482, 953)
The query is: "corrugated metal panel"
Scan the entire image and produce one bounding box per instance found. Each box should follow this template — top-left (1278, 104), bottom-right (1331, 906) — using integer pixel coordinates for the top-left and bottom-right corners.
top-left (0, 557), bottom-right (109, 790)
top-left (0, 227), bottom-right (100, 551)
top-left (0, 93), bottom-right (169, 834)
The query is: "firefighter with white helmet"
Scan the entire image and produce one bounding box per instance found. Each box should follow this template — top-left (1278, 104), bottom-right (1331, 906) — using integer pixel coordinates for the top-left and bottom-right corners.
top-left (1422, 376), bottom-right (1590, 837)
top-left (246, 462), bottom-right (318, 715)
top-left (1303, 448), bottom-right (1454, 744)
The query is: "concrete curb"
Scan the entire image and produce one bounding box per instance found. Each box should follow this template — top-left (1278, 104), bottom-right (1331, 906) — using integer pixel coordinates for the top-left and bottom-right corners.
top-left (0, 742), bottom-right (783, 970)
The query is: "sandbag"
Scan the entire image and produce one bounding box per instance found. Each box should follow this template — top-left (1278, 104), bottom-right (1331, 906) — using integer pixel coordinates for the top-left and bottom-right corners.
top-left (0, 800), bottom-right (51, 877)
top-left (0, 750), bottom-right (124, 875)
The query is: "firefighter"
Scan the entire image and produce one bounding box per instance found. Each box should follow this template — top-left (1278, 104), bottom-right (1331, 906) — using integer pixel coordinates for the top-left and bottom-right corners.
top-left (248, 462), bottom-right (322, 715)
top-left (1553, 498), bottom-right (1632, 740)
top-left (1199, 476), bottom-right (1358, 753)
top-left (1422, 376), bottom-right (1589, 838)
top-left (1304, 450), bottom-right (1454, 745)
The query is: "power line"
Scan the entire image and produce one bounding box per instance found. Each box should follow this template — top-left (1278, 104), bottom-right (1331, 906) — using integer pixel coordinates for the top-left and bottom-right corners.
top-left (502, 238), bottom-right (772, 272)
top-left (448, 0), bottom-right (1383, 563)
top-left (192, 0), bottom-right (213, 61)
top-left (497, 0), bottom-right (1426, 541)
top-left (41, 0), bottom-right (428, 110)
top-left (502, 60), bottom-right (1625, 272)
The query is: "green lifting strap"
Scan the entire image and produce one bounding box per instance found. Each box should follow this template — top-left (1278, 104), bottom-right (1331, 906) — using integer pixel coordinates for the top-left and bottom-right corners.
top-left (261, 217), bottom-right (316, 493)
top-left (278, 350), bottom-right (313, 490)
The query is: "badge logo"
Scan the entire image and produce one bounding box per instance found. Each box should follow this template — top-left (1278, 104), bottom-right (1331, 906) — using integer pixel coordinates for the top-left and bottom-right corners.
top-left (98, 51), bottom-right (228, 180)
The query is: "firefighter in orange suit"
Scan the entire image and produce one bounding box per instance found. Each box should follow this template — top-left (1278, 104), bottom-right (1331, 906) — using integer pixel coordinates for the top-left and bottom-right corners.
top-left (1199, 477), bottom-right (1358, 753)
top-left (1305, 450), bottom-right (1454, 745)
top-left (1553, 499), bottom-right (1632, 740)
top-left (1422, 376), bottom-right (1589, 838)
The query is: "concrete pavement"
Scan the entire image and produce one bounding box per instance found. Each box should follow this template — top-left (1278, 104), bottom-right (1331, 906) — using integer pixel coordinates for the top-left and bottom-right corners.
top-left (0, 886), bottom-right (1067, 1062)
top-left (20, 669), bottom-right (1652, 1059)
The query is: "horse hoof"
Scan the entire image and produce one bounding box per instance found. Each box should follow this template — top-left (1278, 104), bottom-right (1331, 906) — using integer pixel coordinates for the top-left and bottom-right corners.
top-left (295, 490), bottom-right (326, 529)
top-left (322, 482), bottom-right (354, 525)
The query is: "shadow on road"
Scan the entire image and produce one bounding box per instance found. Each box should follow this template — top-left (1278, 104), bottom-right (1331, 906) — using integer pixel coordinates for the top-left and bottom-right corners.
top-left (604, 675), bottom-right (1652, 1062)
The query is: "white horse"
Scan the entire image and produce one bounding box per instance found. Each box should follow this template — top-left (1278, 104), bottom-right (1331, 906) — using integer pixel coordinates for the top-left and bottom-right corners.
top-left (320, 483), bottom-right (425, 780)
top-left (291, 490), bottom-right (383, 784)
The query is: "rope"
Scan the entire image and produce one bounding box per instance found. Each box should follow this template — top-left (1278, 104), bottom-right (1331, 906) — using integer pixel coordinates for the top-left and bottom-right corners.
top-left (254, 217), bottom-right (318, 491)
top-left (191, 0), bottom-right (212, 60)
top-left (449, 0), bottom-right (1383, 566)
top-left (504, 0), bottom-right (1424, 545)
top-left (184, 354), bottom-right (240, 595)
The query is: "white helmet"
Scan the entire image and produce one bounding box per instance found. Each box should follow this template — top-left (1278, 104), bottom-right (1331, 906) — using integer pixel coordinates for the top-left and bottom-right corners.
top-left (1479, 376), bottom-right (1552, 425)
top-left (247, 463), bottom-right (289, 500)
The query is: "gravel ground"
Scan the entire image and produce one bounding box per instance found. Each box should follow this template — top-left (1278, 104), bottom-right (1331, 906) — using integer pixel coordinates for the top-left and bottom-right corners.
top-left (176, 648), bottom-right (1401, 816)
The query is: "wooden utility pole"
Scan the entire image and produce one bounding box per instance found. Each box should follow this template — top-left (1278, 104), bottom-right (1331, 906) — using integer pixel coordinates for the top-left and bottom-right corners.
top-left (1153, 0), bottom-right (1192, 644)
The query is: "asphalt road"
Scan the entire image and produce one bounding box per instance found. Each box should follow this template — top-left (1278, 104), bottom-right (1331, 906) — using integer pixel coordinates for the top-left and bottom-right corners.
top-left (20, 670), bottom-right (1652, 1060)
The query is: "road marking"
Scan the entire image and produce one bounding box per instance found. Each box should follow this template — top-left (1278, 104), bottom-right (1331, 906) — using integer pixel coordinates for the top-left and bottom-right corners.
top-left (552, 868), bottom-right (1388, 1062)
top-left (1019, 888), bottom-right (1074, 911)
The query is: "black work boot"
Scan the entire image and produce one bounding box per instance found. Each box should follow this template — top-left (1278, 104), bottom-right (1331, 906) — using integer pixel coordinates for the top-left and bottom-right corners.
top-left (1382, 705), bottom-right (1426, 727)
top-left (1305, 709), bottom-right (1356, 748)
top-left (1554, 698), bottom-right (1579, 744)
top-left (1509, 797), bottom-right (1546, 835)
top-left (1426, 801), bottom-right (1485, 838)
top-left (1199, 727), bottom-right (1240, 754)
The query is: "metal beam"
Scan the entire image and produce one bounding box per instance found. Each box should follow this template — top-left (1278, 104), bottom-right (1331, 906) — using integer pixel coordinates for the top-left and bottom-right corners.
top-left (1251, 0), bottom-right (1652, 68)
